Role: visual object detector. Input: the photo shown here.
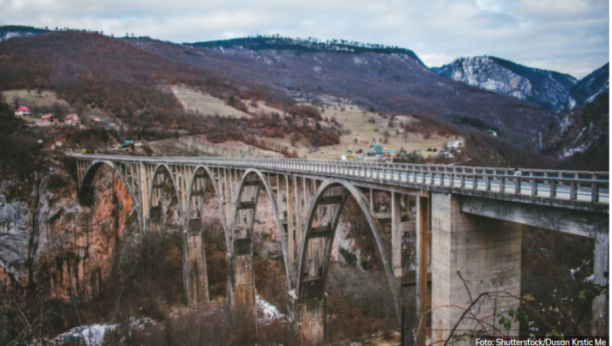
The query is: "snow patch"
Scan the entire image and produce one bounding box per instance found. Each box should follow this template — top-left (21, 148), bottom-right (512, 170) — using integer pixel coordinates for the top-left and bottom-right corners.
top-left (0, 32), bottom-right (34, 41)
top-left (49, 323), bottom-right (117, 345)
top-left (257, 295), bottom-right (286, 325)
top-left (559, 140), bottom-right (591, 158)
top-left (585, 83), bottom-right (609, 103)
top-left (353, 56), bottom-right (368, 65)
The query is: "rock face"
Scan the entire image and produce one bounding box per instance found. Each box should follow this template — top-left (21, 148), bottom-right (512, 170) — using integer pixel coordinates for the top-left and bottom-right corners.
top-left (567, 63), bottom-right (609, 110)
top-left (0, 196), bottom-right (29, 283)
top-left (538, 64), bottom-right (609, 167)
top-left (433, 56), bottom-right (577, 111)
top-left (0, 166), bottom-right (137, 302)
top-left (542, 90), bottom-right (608, 167)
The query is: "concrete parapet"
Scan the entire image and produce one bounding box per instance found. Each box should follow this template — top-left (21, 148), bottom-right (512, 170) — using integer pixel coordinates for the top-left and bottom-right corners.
top-left (431, 192), bottom-right (521, 344)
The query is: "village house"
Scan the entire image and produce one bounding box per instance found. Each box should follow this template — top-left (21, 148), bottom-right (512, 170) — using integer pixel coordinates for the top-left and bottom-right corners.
top-left (65, 114), bottom-right (80, 125)
top-left (385, 149), bottom-right (397, 159)
top-left (14, 105), bottom-right (31, 117)
top-left (369, 143), bottom-right (384, 156)
top-left (40, 113), bottom-right (58, 125)
top-left (446, 140), bottom-right (463, 149)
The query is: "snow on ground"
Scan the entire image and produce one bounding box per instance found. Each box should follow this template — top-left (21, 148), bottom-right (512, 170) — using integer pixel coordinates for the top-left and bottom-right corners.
top-left (257, 295), bottom-right (286, 325)
top-left (38, 298), bottom-right (281, 345)
top-left (559, 140), bottom-right (591, 158)
top-left (46, 323), bottom-right (116, 345)
top-left (43, 317), bottom-right (153, 345)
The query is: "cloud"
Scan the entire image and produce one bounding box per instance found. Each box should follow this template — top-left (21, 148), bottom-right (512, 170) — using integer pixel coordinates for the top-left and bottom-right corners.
top-left (0, 0), bottom-right (608, 78)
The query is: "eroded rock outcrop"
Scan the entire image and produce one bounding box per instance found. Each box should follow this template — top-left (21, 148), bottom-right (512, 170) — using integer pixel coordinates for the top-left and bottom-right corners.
top-left (0, 166), bottom-right (137, 303)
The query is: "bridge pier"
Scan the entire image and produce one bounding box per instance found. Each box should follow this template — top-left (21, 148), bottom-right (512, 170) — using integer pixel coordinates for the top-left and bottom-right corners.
top-left (184, 218), bottom-right (209, 305)
top-left (592, 232), bottom-right (609, 334)
top-left (227, 238), bottom-right (256, 306)
top-left (431, 193), bottom-right (522, 343)
top-left (288, 293), bottom-right (327, 345)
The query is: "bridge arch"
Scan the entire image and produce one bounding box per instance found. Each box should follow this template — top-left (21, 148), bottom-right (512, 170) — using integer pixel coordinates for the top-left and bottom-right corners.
top-left (182, 165), bottom-right (234, 305)
top-left (230, 169), bottom-right (292, 289)
top-left (185, 166), bottom-right (230, 246)
top-left (148, 163), bottom-right (183, 231)
top-left (79, 160), bottom-right (143, 231)
top-left (295, 178), bottom-right (402, 324)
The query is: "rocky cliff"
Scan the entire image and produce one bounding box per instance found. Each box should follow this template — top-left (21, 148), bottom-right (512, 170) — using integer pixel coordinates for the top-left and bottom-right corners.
top-left (542, 90), bottom-right (608, 170)
top-left (0, 165), bottom-right (136, 302)
top-left (567, 63), bottom-right (609, 110)
top-left (433, 56), bottom-right (577, 111)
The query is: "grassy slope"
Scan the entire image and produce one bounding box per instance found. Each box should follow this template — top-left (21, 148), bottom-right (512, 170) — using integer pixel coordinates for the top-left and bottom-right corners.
top-left (165, 88), bottom-right (456, 160)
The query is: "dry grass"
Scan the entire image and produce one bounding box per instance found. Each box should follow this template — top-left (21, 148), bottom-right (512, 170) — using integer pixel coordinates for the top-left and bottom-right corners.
top-left (148, 135), bottom-right (284, 158)
top-left (148, 94), bottom-right (459, 160)
top-left (261, 100), bottom-right (459, 160)
top-left (247, 100), bottom-right (284, 115)
top-left (20, 116), bottom-right (39, 123)
top-left (2, 89), bottom-right (69, 108)
top-left (172, 87), bottom-right (252, 118)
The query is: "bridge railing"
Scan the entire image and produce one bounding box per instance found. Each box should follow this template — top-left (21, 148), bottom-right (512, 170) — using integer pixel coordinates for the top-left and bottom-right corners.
top-left (74, 154), bottom-right (609, 204)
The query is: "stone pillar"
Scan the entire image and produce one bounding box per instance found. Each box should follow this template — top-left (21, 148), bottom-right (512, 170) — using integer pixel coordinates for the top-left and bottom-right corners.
top-left (288, 293), bottom-right (327, 345)
top-left (592, 231), bottom-right (609, 334)
top-left (415, 195), bottom-right (430, 346)
top-left (431, 193), bottom-right (521, 344)
top-left (183, 218), bottom-right (209, 305)
top-left (392, 192), bottom-right (402, 278)
top-left (228, 238), bottom-right (256, 306)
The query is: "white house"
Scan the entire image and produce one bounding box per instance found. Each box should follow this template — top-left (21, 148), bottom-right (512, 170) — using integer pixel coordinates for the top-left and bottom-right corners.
top-left (446, 140), bottom-right (463, 149)
top-left (14, 106), bottom-right (31, 117)
top-left (65, 114), bottom-right (80, 125)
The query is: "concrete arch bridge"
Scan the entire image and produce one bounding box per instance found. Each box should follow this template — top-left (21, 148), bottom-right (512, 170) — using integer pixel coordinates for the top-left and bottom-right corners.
top-left (73, 154), bottom-right (609, 344)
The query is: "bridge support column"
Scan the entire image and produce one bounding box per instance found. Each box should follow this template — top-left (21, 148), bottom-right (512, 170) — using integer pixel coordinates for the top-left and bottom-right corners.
top-left (592, 232), bottom-right (609, 334)
top-left (288, 294), bottom-right (327, 345)
top-left (183, 219), bottom-right (209, 305)
top-left (416, 195), bottom-right (430, 346)
top-left (228, 239), bottom-right (256, 306)
top-left (431, 193), bottom-right (521, 344)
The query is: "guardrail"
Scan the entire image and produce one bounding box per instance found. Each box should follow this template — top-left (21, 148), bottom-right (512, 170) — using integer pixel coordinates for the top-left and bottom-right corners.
top-left (75, 154), bottom-right (610, 205)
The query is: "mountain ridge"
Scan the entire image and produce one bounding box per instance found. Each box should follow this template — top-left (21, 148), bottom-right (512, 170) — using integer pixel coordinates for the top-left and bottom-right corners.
top-left (187, 35), bottom-right (426, 66)
top-left (0, 25), bottom-right (50, 41)
top-left (128, 35), bottom-right (552, 145)
top-left (567, 63), bottom-right (609, 110)
top-left (433, 56), bottom-right (577, 111)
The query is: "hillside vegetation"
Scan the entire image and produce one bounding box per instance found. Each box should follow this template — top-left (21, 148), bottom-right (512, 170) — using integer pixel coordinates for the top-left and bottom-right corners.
top-left (0, 29), bottom-right (607, 169)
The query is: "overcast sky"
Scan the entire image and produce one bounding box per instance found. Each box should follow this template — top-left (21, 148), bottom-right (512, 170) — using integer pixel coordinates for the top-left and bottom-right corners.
top-left (1, 0), bottom-right (608, 78)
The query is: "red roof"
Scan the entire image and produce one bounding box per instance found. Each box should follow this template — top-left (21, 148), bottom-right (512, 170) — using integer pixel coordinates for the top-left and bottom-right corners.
top-left (93, 117), bottom-right (100, 122)
top-left (41, 114), bottom-right (54, 119)
top-left (65, 114), bottom-right (78, 120)
top-left (16, 106), bottom-right (30, 112)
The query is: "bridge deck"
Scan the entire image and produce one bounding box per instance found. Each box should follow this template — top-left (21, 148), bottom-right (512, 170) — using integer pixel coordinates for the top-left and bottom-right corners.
top-left (74, 154), bottom-right (609, 213)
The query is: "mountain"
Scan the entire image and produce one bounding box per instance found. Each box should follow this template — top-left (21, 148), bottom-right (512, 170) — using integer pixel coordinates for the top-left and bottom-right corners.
top-left (129, 36), bottom-right (553, 144)
top-left (542, 91), bottom-right (608, 171)
top-left (0, 30), bottom-right (566, 166)
top-left (567, 63), bottom-right (609, 110)
top-left (433, 56), bottom-right (577, 111)
top-left (190, 36), bottom-right (426, 65)
top-left (0, 25), bottom-right (50, 41)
